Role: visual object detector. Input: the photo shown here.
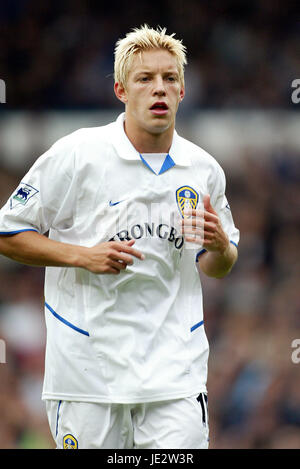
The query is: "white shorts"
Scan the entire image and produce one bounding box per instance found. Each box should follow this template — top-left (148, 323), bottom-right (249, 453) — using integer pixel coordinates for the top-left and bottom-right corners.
top-left (46, 393), bottom-right (209, 449)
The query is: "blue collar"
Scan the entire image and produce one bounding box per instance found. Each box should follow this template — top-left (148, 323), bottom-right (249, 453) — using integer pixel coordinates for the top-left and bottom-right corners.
top-left (139, 153), bottom-right (176, 175)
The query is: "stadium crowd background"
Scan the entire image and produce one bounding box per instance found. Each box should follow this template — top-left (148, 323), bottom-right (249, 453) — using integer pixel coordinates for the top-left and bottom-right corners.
top-left (0, 0), bottom-right (299, 449)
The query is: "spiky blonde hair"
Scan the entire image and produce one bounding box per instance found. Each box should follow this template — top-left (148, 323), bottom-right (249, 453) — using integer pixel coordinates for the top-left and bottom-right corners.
top-left (114, 24), bottom-right (187, 89)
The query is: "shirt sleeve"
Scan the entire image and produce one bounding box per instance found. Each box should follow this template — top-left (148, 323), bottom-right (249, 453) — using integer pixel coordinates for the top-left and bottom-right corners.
top-left (196, 162), bottom-right (240, 261)
top-left (0, 133), bottom-right (79, 236)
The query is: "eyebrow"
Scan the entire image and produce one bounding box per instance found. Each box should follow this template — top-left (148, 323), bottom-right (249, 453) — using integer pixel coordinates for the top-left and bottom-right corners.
top-left (133, 69), bottom-right (179, 77)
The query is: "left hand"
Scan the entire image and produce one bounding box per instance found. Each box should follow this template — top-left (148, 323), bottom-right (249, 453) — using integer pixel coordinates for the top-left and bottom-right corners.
top-left (182, 194), bottom-right (229, 254)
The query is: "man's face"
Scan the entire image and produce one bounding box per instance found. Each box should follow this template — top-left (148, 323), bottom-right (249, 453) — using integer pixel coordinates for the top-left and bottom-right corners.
top-left (115, 48), bottom-right (185, 136)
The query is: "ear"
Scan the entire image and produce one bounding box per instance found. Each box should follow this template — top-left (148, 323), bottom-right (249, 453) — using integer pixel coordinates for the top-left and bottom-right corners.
top-left (114, 82), bottom-right (128, 104)
top-left (179, 86), bottom-right (185, 102)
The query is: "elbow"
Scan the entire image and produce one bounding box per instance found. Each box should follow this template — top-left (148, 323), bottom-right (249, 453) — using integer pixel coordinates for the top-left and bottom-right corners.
top-left (197, 254), bottom-right (238, 279)
top-left (202, 267), bottom-right (232, 279)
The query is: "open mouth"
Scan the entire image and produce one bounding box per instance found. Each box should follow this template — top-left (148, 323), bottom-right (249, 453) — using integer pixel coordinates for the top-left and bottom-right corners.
top-left (150, 102), bottom-right (169, 114)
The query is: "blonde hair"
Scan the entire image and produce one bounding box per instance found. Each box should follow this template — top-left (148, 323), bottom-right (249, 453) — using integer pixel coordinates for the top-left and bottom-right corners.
top-left (114, 24), bottom-right (187, 89)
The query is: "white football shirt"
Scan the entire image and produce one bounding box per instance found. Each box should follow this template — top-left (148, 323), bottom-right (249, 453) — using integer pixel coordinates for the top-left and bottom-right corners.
top-left (0, 113), bottom-right (239, 403)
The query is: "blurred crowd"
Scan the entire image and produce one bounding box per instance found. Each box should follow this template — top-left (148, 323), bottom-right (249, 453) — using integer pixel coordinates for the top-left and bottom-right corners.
top-left (0, 0), bottom-right (299, 110)
top-left (0, 0), bottom-right (300, 450)
top-left (203, 146), bottom-right (300, 448)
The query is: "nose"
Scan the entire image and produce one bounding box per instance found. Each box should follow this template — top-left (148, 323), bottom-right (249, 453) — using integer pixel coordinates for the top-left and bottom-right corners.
top-left (152, 76), bottom-right (166, 96)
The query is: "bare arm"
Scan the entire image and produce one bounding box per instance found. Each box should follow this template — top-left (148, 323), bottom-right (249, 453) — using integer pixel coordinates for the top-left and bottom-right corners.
top-left (182, 194), bottom-right (238, 278)
top-left (196, 241), bottom-right (238, 279)
top-left (0, 231), bottom-right (145, 274)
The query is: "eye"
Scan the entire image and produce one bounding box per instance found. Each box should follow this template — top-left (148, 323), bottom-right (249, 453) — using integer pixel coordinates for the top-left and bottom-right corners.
top-left (140, 76), bottom-right (150, 82)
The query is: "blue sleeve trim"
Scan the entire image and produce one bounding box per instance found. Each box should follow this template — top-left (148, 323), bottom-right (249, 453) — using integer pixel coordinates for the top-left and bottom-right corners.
top-left (45, 302), bottom-right (90, 337)
top-left (191, 320), bottom-right (204, 332)
top-left (230, 240), bottom-right (238, 248)
top-left (0, 229), bottom-right (38, 235)
top-left (195, 248), bottom-right (207, 262)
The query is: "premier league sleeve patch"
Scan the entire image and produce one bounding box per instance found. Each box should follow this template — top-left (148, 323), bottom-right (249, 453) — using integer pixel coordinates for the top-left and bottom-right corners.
top-left (176, 185), bottom-right (199, 218)
top-left (10, 182), bottom-right (39, 209)
top-left (63, 434), bottom-right (78, 449)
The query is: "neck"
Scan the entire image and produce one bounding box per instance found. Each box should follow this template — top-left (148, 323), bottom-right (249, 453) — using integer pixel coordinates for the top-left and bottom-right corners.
top-left (123, 116), bottom-right (174, 154)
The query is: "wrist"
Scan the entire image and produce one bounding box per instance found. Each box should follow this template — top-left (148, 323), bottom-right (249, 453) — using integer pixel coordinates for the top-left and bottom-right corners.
top-left (72, 245), bottom-right (89, 269)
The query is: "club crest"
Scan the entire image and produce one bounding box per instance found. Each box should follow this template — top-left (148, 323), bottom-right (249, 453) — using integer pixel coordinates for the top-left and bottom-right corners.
top-left (63, 434), bottom-right (78, 449)
top-left (176, 186), bottom-right (199, 218)
top-left (10, 182), bottom-right (39, 209)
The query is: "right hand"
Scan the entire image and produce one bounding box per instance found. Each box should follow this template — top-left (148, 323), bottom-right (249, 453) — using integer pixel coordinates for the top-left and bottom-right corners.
top-left (82, 239), bottom-right (145, 274)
